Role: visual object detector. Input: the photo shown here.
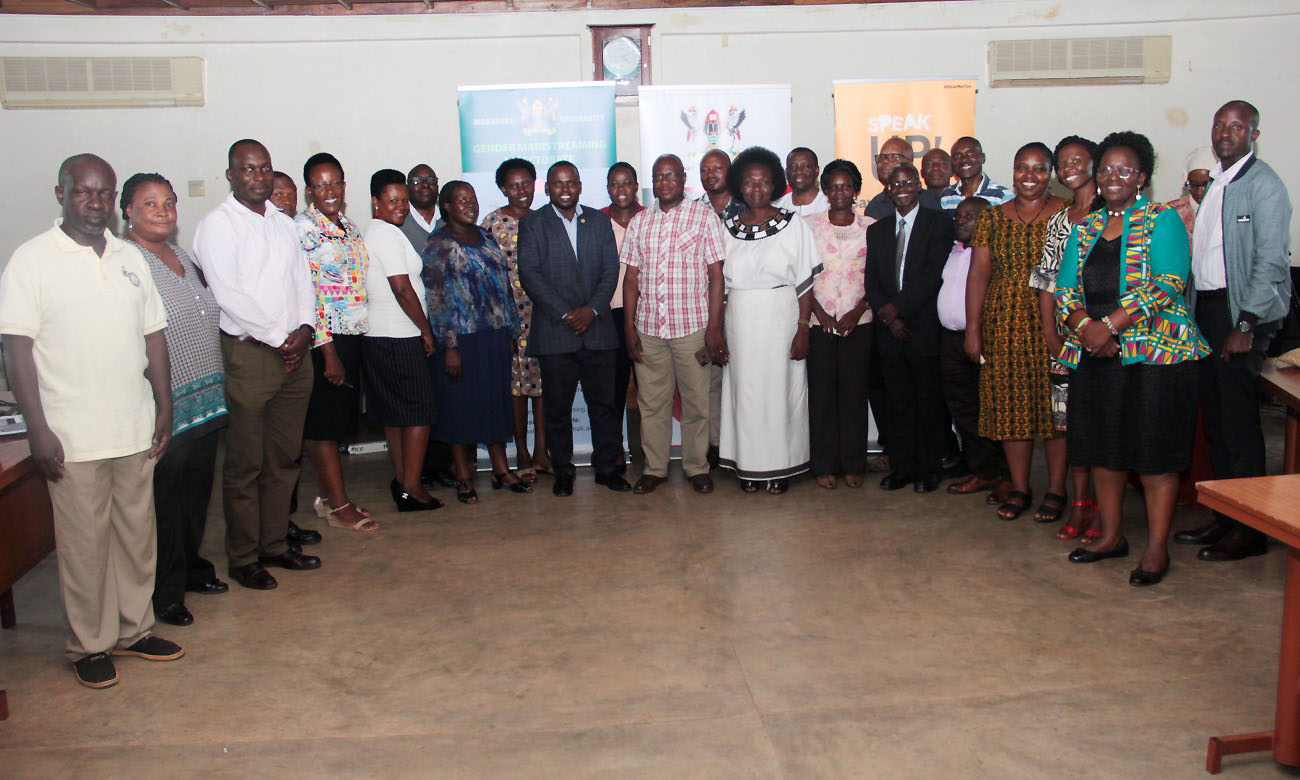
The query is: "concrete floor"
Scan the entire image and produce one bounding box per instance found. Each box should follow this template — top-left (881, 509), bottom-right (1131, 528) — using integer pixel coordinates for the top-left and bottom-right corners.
top-left (0, 405), bottom-right (1296, 778)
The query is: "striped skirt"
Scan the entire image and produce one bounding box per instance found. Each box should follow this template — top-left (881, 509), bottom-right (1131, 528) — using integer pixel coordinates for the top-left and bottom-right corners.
top-left (362, 336), bottom-right (437, 427)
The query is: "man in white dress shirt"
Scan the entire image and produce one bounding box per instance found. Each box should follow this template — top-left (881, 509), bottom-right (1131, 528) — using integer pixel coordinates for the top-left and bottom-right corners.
top-left (193, 139), bottom-right (321, 591)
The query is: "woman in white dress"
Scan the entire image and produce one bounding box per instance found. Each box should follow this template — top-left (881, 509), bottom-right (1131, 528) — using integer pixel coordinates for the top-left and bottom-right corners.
top-left (717, 146), bottom-right (822, 494)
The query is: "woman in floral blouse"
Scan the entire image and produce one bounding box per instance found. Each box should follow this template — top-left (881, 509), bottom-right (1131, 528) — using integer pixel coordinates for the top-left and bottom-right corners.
top-left (297, 152), bottom-right (376, 532)
top-left (806, 160), bottom-right (874, 489)
top-left (425, 181), bottom-right (528, 503)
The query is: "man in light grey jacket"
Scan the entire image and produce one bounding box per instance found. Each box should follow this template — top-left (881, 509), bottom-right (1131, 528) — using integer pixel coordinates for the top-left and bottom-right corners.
top-left (1176, 100), bottom-right (1293, 561)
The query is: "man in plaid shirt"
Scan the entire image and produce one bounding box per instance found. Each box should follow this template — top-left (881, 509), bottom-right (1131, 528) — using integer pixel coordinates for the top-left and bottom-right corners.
top-left (621, 154), bottom-right (727, 494)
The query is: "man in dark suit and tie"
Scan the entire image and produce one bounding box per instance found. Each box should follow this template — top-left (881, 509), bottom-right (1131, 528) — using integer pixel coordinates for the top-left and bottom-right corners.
top-left (866, 163), bottom-right (956, 493)
top-left (518, 161), bottom-right (632, 496)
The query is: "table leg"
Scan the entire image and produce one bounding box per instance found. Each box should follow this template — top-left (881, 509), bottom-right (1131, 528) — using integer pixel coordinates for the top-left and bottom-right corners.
top-left (1285, 409), bottom-right (1299, 475)
top-left (1205, 548), bottom-right (1300, 773)
top-left (0, 588), bottom-right (14, 629)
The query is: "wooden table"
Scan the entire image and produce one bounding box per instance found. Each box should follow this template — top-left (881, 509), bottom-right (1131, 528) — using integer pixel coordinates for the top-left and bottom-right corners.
top-left (0, 436), bottom-right (56, 721)
top-left (1261, 359), bottom-right (1300, 474)
top-left (1199, 474), bottom-right (1300, 773)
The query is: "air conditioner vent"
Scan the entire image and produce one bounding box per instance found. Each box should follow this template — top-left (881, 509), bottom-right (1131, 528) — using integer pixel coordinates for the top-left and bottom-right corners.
top-left (0, 57), bottom-right (204, 109)
top-left (989, 36), bottom-right (1171, 87)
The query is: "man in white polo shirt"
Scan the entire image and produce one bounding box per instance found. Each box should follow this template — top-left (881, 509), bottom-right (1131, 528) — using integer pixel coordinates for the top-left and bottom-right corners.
top-left (0, 154), bottom-right (182, 689)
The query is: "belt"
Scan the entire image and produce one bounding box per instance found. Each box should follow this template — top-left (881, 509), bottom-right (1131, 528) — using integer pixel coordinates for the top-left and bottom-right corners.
top-left (221, 331), bottom-right (273, 348)
top-left (1197, 287), bottom-right (1228, 299)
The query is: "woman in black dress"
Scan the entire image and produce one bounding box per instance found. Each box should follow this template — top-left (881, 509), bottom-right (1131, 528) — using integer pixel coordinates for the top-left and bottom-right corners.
top-left (1052, 131), bottom-right (1209, 585)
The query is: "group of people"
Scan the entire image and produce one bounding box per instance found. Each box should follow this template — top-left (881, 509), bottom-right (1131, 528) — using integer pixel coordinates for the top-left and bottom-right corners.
top-left (0, 98), bottom-right (1291, 690)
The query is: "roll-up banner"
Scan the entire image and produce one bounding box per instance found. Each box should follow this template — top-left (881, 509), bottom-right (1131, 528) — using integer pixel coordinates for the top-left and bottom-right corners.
top-left (833, 78), bottom-right (977, 210)
top-left (637, 84), bottom-right (792, 202)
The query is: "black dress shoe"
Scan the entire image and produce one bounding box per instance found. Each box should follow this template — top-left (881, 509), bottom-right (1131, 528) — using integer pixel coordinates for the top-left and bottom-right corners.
top-left (879, 472), bottom-right (913, 491)
top-left (914, 473), bottom-right (940, 493)
top-left (156, 602), bottom-right (194, 626)
top-left (228, 563), bottom-right (278, 590)
top-left (1174, 517), bottom-right (1234, 546)
top-left (594, 472), bottom-right (632, 492)
top-left (258, 549), bottom-right (322, 571)
top-left (286, 520), bottom-right (322, 546)
top-left (553, 472), bottom-right (575, 497)
top-left (186, 579), bottom-right (229, 595)
top-left (1068, 538), bottom-right (1130, 563)
top-left (1198, 528), bottom-right (1268, 562)
top-left (1130, 564), bottom-right (1169, 587)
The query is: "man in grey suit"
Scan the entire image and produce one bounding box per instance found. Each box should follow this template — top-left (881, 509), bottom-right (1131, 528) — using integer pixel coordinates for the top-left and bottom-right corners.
top-left (518, 161), bottom-right (632, 496)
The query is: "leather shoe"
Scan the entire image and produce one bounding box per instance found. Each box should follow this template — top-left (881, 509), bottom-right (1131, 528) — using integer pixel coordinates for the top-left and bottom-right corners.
top-left (594, 472), bottom-right (632, 492)
top-left (1130, 564), bottom-right (1169, 587)
top-left (156, 602), bottom-right (194, 626)
top-left (553, 472), bottom-right (575, 497)
top-left (186, 579), bottom-right (228, 595)
top-left (879, 472), bottom-right (913, 490)
top-left (633, 474), bottom-right (666, 494)
top-left (1068, 538), bottom-right (1130, 563)
top-left (914, 473), bottom-right (940, 493)
top-left (228, 563), bottom-right (277, 590)
top-left (690, 474), bottom-right (715, 494)
top-left (1198, 528), bottom-right (1268, 562)
top-left (258, 549), bottom-right (322, 571)
top-left (286, 520), bottom-right (322, 546)
top-left (1174, 517), bottom-right (1233, 546)
top-left (948, 474), bottom-right (999, 495)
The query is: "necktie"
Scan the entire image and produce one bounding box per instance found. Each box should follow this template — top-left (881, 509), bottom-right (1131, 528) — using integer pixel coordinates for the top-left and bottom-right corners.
top-left (895, 218), bottom-right (908, 289)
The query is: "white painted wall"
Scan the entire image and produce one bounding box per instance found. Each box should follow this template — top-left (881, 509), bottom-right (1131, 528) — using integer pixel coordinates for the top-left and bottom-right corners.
top-left (0, 0), bottom-right (1297, 270)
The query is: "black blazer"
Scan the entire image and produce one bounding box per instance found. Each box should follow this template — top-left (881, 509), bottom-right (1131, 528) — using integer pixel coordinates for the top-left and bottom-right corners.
top-left (865, 206), bottom-right (955, 356)
top-left (517, 204), bottom-right (620, 357)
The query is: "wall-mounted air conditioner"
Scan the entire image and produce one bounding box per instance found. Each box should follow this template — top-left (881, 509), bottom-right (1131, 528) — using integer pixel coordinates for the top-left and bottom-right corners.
top-left (0, 57), bottom-right (204, 109)
top-left (988, 36), bottom-right (1171, 87)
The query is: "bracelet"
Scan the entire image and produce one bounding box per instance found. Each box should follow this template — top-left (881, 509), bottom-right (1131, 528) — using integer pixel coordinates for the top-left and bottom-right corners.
top-left (1075, 316), bottom-right (1093, 333)
top-left (1101, 315), bottom-right (1120, 336)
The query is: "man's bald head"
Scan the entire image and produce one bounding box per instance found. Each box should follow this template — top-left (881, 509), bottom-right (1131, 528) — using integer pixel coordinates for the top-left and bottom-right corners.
top-left (875, 137), bottom-right (913, 183)
top-left (227, 138), bottom-right (268, 169)
top-left (58, 153), bottom-right (114, 190)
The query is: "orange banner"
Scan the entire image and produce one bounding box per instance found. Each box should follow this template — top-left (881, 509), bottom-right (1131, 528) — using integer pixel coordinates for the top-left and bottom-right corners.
top-left (833, 79), bottom-right (976, 210)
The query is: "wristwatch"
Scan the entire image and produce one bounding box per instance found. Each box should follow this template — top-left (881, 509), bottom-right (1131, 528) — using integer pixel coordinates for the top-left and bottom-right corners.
top-left (1236, 319), bottom-right (1253, 333)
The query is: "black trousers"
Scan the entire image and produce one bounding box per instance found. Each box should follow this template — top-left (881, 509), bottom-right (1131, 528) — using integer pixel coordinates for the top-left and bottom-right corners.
top-left (868, 331), bottom-right (891, 454)
top-left (1196, 295), bottom-right (1277, 535)
top-left (539, 348), bottom-right (622, 476)
top-left (878, 325), bottom-right (945, 478)
top-left (940, 328), bottom-right (1005, 480)
top-left (611, 309), bottom-right (633, 449)
top-left (808, 325), bottom-right (870, 476)
top-left (152, 428), bottom-right (220, 608)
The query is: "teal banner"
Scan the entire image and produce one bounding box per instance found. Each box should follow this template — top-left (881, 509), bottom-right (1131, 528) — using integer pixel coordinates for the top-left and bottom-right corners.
top-left (458, 82), bottom-right (617, 174)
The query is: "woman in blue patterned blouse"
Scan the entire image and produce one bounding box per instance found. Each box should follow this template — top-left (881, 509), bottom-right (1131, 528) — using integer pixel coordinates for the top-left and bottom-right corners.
top-left (423, 181), bottom-right (529, 503)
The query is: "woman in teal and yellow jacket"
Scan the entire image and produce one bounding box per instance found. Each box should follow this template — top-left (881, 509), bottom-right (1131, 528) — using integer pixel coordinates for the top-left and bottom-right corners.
top-left (1053, 131), bottom-right (1209, 587)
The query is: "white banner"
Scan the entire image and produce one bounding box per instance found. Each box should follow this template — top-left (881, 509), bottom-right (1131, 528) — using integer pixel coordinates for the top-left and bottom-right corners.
top-left (637, 84), bottom-right (793, 200)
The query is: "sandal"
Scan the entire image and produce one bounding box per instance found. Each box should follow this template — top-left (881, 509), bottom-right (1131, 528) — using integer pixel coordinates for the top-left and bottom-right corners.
top-left (740, 480), bottom-right (760, 494)
top-left (313, 498), bottom-right (379, 532)
top-left (1033, 492), bottom-right (1069, 524)
top-left (515, 467), bottom-right (539, 484)
top-left (1056, 499), bottom-right (1097, 541)
top-left (767, 479), bottom-right (789, 495)
top-left (844, 474), bottom-right (864, 488)
top-left (456, 480), bottom-right (479, 505)
top-left (997, 489), bottom-right (1032, 521)
top-left (491, 471), bottom-right (533, 494)
top-left (815, 475), bottom-right (837, 490)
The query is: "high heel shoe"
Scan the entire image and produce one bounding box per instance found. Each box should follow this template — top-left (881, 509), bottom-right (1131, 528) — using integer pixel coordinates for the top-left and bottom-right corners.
top-left (491, 471), bottom-right (533, 493)
top-left (389, 478), bottom-right (402, 501)
top-left (1067, 538), bottom-right (1129, 563)
top-left (313, 496), bottom-right (379, 532)
top-left (1056, 499), bottom-right (1097, 540)
top-left (456, 480), bottom-right (478, 504)
top-left (393, 483), bottom-right (444, 512)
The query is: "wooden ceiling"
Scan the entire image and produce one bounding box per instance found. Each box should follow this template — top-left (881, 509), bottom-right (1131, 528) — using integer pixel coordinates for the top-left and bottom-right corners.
top-left (0, 0), bottom-right (914, 16)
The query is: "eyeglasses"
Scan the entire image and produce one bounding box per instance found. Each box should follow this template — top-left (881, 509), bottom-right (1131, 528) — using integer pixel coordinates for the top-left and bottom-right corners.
top-left (1098, 165), bottom-right (1139, 181)
top-left (887, 179), bottom-right (919, 190)
top-left (309, 180), bottom-right (344, 192)
top-left (874, 153), bottom-right (909, 164)
top-left (409, 176), bottom-right (437, 186)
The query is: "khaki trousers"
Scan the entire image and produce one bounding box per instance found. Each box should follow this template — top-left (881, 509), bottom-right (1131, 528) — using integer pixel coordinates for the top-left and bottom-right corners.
top-left (48, 449), bottom-right (157, 662)
top-left (634, 328), bottom-right (711, 477)
top-left (221, 335), bottom-right (313, 567)
top-left (708, 363), bottom-right (723, 448)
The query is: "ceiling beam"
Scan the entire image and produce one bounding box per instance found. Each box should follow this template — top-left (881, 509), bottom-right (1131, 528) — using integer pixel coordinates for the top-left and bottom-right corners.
top-left (248, 0), bottom-right (271, 7)
top-left (64, 0), bottom-right (97, 7)
top-left (335, 0), bottom-right (350, 7)
top-left (159, 0), bottom-right (187, 7)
